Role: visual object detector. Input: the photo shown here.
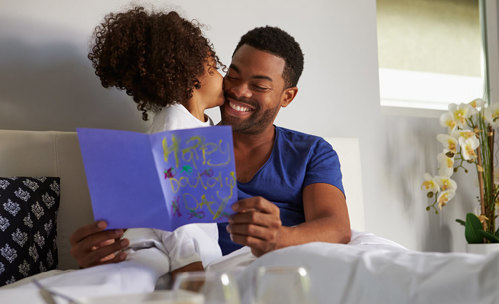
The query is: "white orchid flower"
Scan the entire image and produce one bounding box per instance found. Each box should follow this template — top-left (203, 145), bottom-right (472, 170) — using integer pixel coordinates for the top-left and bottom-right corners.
top-left (437, 190), bottom-right (456, 209)
top-left (451, 130), bottom-right (476, 141)
top-left (436, 134), bottom-right (457, 154)
top-left (484, 103), bottom-right (499, 128)
top-left (458, 136), bottom-right (480, 160)
top-left (437, 151), bottom-right (454, 177)
top-left (421, 173), bottom-right (439, 194)
top-left (448, 103), bottom-right (472, 129)
top-left (435, 176), bottom-right (458, 192)
top-left (440, 112), bottom-right (457, 131)
top-left (468, 98), bottom-right (485, 115)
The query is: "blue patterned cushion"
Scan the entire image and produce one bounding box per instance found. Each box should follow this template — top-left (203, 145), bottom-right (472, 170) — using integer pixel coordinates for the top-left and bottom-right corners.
top-left (0, 177), bottom-right (60, 286)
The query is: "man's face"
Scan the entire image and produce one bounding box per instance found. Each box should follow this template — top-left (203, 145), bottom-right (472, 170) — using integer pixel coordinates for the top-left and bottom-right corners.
top-left (221, 45), bottom-right (287, 134)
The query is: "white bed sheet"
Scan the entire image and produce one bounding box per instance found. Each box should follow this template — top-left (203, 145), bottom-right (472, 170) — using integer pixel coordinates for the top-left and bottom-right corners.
top-left (1, 231), bottom-right (498, 304)
top-left (233, 232), bottom-right (499, 304)
top-left (0, 247), bottom-right (169, 303)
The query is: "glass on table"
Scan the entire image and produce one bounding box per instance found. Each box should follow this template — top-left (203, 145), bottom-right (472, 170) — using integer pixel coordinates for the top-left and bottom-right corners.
top-left (172, 271), bottom-right (241, 304)
top-left (253, 265), bottom-right (312, 304)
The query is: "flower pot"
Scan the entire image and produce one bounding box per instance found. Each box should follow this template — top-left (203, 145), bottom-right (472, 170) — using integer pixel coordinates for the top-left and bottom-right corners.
top-left (466, 243), bottom-right (499, 255)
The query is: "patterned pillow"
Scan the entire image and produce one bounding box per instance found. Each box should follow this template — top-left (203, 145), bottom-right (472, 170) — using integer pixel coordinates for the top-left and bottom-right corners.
top-left (0, 177), bottom-right (60, 286)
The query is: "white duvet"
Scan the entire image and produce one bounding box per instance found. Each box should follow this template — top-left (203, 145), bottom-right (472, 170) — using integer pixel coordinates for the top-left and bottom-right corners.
top-left (1, 231), bottom-right (498, 303)
top-left (234, 234), bottom-right (499, 304)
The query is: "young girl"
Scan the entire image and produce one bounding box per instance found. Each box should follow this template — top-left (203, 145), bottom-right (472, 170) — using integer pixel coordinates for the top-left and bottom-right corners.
top-left (86, 6), bottom-right (225, 274)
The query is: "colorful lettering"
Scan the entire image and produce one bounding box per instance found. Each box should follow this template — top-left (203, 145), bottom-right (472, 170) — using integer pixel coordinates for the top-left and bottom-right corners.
top-left (161, 132), bottom-right (236, 225)
top-left (162, 135), bottom-right (180, 168)
top-left (171, 197), bottom-right (181, 217)
top-left (187, 209), bottom-right (205, 219)
top-left (164, 167), bottom-right (175, 179)
top-left (180, 165), bottom-right (193, 175)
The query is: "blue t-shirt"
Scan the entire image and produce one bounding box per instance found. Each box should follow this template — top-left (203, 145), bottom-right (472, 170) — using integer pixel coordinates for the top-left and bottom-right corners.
top-left (218, 126), bottom-right (344, 255)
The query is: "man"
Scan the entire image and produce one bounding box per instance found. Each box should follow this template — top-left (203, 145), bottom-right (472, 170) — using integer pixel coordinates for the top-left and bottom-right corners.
top-left (217, 26), bottom-right (350, 256)
top-left (69, 26), bottom-right (350, 268)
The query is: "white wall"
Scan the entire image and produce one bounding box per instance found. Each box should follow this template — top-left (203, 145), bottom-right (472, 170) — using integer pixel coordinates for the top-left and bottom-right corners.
top-left (1, 0), bottom-right (497, 252)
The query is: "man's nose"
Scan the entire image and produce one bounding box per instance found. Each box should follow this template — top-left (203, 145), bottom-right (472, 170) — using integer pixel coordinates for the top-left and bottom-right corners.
top-left (230, 83), bottom-right (252, 99)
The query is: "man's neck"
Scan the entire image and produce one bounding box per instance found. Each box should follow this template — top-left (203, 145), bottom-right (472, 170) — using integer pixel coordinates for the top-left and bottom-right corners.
top-left (233, 125), bottom-right (276, 149)
top-left (232, 124), bottom-right (276, 183)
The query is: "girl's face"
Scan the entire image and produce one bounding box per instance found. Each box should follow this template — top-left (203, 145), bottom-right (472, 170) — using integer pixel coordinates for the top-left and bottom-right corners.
top-left (197, 57), bottom-right (224, 109)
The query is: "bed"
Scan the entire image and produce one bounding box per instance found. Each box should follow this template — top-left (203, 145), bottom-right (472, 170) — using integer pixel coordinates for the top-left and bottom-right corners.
top-left (0, 130), bottom-right (497, 303)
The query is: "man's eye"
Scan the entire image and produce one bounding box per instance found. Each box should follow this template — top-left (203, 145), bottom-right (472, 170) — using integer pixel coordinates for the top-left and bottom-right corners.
top-left (252, 85), bottom-right (269, 91)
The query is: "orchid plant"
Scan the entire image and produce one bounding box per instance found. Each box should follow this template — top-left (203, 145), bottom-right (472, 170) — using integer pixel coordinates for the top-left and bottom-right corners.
top-left (422, 99), bottom-right (499, 244)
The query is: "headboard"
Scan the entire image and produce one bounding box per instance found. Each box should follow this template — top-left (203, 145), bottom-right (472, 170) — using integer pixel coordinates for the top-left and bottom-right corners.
top-left (0, 130), bottom-right (93, 270)
top-left (324, 137), bottom-right (365, 232)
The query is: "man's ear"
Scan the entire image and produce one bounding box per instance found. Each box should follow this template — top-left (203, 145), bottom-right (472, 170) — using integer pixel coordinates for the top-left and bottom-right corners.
top-left (281, 87), bottom-right (298, 108)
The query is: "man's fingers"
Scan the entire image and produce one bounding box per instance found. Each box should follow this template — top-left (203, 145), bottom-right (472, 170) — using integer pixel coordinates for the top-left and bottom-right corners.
top-left (230, 211), bottom-right (281, 228)
top-left (69, 221), bottom-right (107, 245)
top-left (229, 197), bottom-right (282, 256)
top-left (229, 234), bottom-right (270, 255)
top-left (232, 197), bottom-right (278, 214)
top-left (227, 223), bottom-right (270, 240)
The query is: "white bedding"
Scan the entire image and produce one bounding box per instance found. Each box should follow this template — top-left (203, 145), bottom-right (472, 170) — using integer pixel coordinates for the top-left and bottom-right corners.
top-left (233, 232), bottom-right (499, 304)
top-left (0, 247), bottom-right (170, 303)
top-left (1, 231), bottom-right (498, 303)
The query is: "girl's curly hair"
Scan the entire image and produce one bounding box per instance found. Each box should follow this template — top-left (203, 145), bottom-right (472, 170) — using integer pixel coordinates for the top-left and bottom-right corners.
top-left (88, 7), bottom-right (224, 120)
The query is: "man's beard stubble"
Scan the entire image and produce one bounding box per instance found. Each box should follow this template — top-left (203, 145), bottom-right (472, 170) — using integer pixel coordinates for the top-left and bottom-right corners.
top-left (220, 95), bottom-right (280, 135)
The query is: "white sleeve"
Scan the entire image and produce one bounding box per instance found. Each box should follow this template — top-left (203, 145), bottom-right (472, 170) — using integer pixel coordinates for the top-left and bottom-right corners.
top-left (123, 228), bottom-right (166, 251)
top-left (158, 223), bottom-right (222, 271)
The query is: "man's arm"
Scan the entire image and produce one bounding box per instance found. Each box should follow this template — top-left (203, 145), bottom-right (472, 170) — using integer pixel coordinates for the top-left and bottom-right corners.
top-left (227, 182), bottom-right (351, 256)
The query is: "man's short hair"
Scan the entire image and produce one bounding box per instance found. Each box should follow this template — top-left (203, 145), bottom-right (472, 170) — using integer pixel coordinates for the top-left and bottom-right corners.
top-left (233, 26), bottom-right (304, 88)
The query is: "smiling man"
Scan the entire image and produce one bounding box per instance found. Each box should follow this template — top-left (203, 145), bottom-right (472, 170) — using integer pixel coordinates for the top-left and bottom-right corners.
top-left (218, 26), bottom-right (351, 256)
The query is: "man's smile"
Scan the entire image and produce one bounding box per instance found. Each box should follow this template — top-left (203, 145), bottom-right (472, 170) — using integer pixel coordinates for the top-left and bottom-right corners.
top-left (228, 100), bottom-right (254, 112)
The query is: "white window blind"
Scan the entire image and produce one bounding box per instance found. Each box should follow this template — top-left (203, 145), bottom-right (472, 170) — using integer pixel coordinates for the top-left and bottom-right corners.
top-left (377, 0), bottom-right (487, 112)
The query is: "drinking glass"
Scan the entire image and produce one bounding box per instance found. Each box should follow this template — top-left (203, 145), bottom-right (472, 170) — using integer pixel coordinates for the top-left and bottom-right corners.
top-left (173, 271), bottom-right (241, 304)
top-left (253, 265), bottom-right (312, 304)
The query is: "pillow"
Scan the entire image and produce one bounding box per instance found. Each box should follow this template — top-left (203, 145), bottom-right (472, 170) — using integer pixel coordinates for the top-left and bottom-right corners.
top-left (0, 177), bottom-right (60, 286)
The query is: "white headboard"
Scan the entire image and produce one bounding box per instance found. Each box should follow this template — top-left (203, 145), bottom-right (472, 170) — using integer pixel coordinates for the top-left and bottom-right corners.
top-left (324, 137), bottom-right (365, 232)
top-left (0, 130), bottom-right (93, 269)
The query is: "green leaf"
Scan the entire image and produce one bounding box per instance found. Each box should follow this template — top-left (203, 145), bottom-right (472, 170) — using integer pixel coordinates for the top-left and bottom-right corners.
top-left (465, 213), bottom-right (484, 244)
top-left (495, 227), bottom-right (499, 238)
top-left (478, 230), bottom-right (499, 243)
top-left (455, 219), bottom-right (466, 226)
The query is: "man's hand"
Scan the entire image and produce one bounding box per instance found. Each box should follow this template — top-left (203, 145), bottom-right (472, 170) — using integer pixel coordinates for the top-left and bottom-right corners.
top-left (69, 221), bottom-right (130, 268)
top-left (226, 184), bottom-right (351, 257)
top-left (227, 196), bottom-right (283, 257)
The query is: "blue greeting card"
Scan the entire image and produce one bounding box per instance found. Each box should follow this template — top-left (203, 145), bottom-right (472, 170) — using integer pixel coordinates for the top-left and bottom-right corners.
top-left (77, 126), bottom-right (237, 231)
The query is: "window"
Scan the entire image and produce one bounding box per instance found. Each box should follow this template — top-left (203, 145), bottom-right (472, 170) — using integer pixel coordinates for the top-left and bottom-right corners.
top-left (376, 0), bottom-right (488, 112)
